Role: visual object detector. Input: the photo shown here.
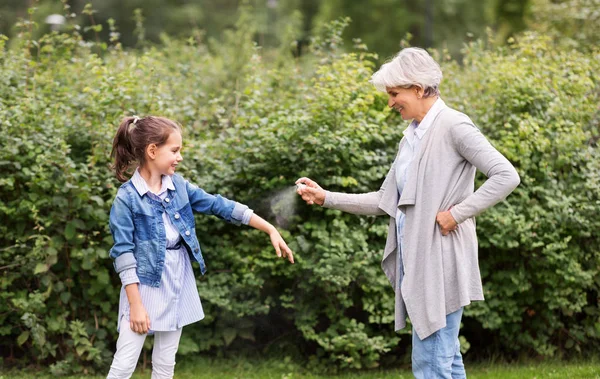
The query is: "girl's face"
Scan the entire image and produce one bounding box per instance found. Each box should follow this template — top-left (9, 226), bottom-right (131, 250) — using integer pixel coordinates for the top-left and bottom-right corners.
top-left (149, 130), bottom-right (183, 176)
top-left (386, 86), bottom-right (421, 120)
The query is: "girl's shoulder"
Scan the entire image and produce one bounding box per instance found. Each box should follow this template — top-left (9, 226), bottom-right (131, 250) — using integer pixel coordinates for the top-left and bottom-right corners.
top-left (117, 179), bottom-right (135, 191)
top-left (109, 181), bottom-right (136, 212)
top-left (171, 174), bottom-right (210, 197)
top-left (171, 173), bottom-right (188, 189)
top-left (171, 173), bottom-right (200, 194)
top-left (114, 180), bottom-right (135, 200)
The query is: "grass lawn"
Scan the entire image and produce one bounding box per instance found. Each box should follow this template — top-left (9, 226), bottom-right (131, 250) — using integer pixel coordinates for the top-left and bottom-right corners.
top-left (2, 357), bottom-right (599, 378)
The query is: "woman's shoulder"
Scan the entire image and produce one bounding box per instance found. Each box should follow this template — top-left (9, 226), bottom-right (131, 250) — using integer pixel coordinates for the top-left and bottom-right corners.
top-left (435, 106), bottom-right (484, 147)
top-left (439, 106), bottom-right (474, 126)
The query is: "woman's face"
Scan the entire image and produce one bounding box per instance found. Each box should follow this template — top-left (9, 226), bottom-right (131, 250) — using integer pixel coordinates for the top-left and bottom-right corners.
top-left (386, 86), bottom-right (421, 120)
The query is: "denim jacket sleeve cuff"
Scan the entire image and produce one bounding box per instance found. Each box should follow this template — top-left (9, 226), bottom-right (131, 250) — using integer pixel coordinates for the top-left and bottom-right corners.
top-left (230, 202), bottom-right (250, 226)
top-left (241, 208), bottom-right (254, 225)
top-left (113, 252), bottom-right (137, 273)
top-left (119, 268), bottom-right (140, 286)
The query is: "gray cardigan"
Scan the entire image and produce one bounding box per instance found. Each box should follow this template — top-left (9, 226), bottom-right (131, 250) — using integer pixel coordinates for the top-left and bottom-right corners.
top-left (323, 105), bottom-right (520, 339)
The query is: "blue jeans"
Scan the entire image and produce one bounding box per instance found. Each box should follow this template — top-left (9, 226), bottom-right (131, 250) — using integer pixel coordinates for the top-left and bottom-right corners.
top-left (412, 308), bottom-right (466, 379)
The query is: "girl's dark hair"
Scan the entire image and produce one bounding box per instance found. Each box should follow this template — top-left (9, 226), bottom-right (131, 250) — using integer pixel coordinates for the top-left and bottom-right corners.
top-left (111, 116), bottom-right (182, 182)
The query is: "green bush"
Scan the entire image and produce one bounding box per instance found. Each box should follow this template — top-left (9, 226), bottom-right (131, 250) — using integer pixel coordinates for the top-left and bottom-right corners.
top-left (1, 7), bottom-right (599, 375)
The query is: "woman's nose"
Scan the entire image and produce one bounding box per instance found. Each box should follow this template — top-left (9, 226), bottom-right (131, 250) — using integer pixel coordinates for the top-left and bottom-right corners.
top-left (388, 97), bottom-right (395, 108)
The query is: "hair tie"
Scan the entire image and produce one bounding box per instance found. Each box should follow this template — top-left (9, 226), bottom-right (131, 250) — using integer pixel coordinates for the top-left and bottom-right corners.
top-left (128, 116), bottom-right (140, 132)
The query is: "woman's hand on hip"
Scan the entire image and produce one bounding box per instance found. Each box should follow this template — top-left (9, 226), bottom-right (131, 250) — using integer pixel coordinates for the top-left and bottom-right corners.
top-left (436, 210), bottom-right (458, 236)
top-left (129, 301), bottom-right (151, 334)
top-left (295, 177), bottom-right (326, 206)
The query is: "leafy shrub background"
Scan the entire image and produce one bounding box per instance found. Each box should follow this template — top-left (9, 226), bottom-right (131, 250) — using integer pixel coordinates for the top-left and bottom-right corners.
top-left (1, 6), bottom-right (599, 375)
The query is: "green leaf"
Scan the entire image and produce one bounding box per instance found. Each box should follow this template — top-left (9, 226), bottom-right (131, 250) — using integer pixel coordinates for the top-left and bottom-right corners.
top-left (90, 196), bottom-right (104, 206)
top-left (222, 328), bottom-right (237, 346)
top-left (34, 263), bottom-right (49, 274)
top-left (60, 291), bottom-right (71, 304)
top-left (238, 329), bottom-right (255, 342)
top-left (177, 335), bottom-right (200, 355)
top-left (65, 222), bottom-right (76, 241)
top-left (17, 331), bottom-right (30, 346)
top-left (95, 269), bottom-right (109, 285)
top-left (76, 345), bottom-right (87, 357)
top-left (565, 339), bottom-right (575, 349)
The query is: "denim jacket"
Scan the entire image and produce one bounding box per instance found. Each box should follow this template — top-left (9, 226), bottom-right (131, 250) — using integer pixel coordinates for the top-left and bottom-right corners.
top-left (109, 173), bottom-right (248, 287)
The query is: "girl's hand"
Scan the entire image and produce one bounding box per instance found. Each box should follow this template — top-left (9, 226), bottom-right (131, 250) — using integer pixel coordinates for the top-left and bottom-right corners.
top-left (129, 302), bottom-right (151, 334)
top-left (295, 177), bottom-right (326, 206)
top-left (248, 214), bottom-right (295, 263)
top-left (436, 209), bottom-right (458, 236)
top-left (269, 229), bottom-right (294, 264)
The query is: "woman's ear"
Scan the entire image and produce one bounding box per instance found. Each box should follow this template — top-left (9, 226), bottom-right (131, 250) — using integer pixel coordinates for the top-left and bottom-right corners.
top-left (146, 144), bottom-right (157, 160)
top-left (415, 86), bottom-right (424, 99)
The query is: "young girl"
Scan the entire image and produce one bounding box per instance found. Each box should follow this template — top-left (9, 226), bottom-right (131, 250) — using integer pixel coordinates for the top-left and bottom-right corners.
top-left (106, 116), bottom-right (294, 379)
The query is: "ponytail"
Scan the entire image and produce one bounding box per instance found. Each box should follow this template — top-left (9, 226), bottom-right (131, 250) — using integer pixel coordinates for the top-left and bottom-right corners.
top-left (111, 117), bottom-right (138, 182)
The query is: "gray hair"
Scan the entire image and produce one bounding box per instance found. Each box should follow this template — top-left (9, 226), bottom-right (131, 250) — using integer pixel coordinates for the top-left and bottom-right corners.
top-left (370, 47), bottom-right (442, 98)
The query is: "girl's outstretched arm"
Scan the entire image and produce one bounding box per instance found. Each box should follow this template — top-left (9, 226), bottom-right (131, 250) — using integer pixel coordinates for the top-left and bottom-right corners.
top-left (248, 214), bottom-right (294, 264)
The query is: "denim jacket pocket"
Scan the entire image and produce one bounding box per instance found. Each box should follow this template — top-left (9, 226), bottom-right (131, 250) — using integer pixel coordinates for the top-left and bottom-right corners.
top-left (133, 212), bottom-right (156, 241)
top-left (135, 241), bottom-right (152, 274)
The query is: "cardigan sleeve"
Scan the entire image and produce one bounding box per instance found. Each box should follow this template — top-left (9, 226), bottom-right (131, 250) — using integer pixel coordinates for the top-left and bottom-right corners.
top-left (322, 154), bottom-right (397, 216)
top-left (449, 121), bottom-right (520, 224)
top-left (323, 190), bottom-right (386, 216)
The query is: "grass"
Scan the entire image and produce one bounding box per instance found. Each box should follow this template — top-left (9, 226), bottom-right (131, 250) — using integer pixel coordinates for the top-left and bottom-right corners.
top-left (2, 357), bottom-right (599, 378)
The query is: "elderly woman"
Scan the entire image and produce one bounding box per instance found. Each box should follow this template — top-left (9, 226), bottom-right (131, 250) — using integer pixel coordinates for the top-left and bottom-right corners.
top-left (296, 47), bottom-right (520, 378)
